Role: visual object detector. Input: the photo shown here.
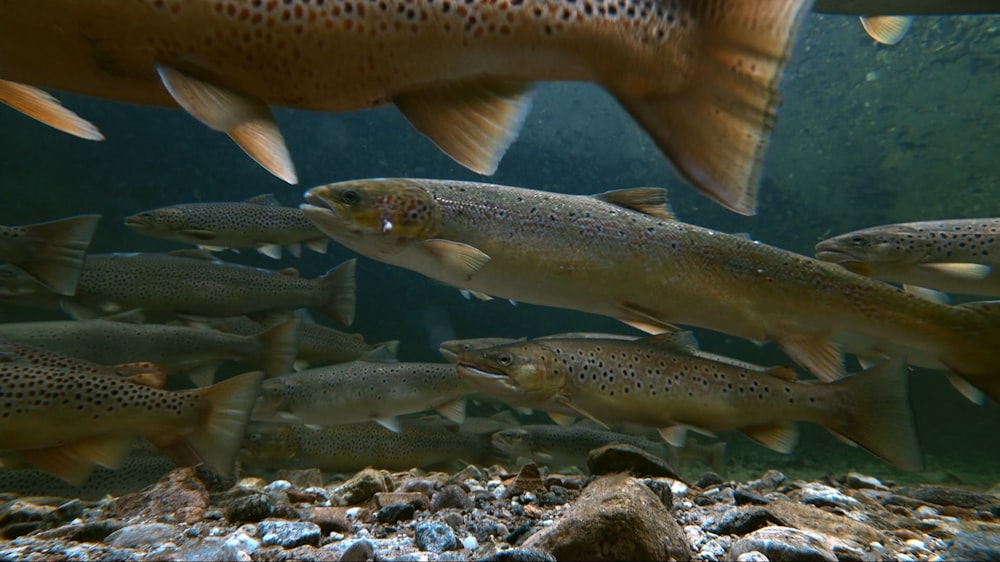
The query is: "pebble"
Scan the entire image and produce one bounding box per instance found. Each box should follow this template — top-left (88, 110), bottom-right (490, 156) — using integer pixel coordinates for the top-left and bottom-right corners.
top-left (414, 520), bottom-right (458, 553)
top-left (257, 520), bottom-right (322, 548)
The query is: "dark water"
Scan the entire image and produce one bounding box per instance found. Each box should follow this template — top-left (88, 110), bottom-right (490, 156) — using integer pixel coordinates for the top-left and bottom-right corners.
top-left (1, 13), bottom-right (998, 488)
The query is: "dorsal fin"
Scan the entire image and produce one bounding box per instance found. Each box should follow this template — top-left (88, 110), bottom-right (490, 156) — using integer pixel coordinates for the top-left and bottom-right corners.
top-left (168, 249), bottom-right (217, 261)
top-left (245, 193), bottom-right (282, 206)
top-left (594, 188), bottom-right (674, 220)
top-left (639, 331), bottom-right (699, 353)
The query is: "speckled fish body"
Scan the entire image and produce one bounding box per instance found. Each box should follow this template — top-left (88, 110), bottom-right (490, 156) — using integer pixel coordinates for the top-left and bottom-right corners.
top-left (0, 315), bottom-right (298, 378)
top-left (303, 178), bottom-right (1000, 402)
top-left (253, 361), bottom-right (473, 429)
top-left (241, 420), bottom-right (495, 472)
top-left (125, 195), bottom-right (328, 259)
top-left (816, 218), bottom-right (1000, 297)
top-left (0, 338), bottom-right (167, 385)
top-left (0, 356), bottom-right (263, 483)
top-left (51, 252), bottom-right (356, 325)
top-left (0, 215), bottom-right (100, 296)
top-left (0, 0), bottom-right (814, 214)
top-left (491, 424), bottom-right (677, 472)
top-left (456, 335), bottom-right (923, 470)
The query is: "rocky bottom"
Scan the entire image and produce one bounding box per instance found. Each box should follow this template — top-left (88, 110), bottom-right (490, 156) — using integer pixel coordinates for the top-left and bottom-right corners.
top-left (1, 445), bottom-right (999, 562)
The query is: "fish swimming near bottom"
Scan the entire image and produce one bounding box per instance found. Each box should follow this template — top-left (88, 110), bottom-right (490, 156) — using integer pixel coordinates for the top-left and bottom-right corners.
top-left (0, 349), bottom-right (263, 483)
top-left (816, 218), bottom-right (1000, 297)
top-left (455, 334), bottom-right (923, 471)
top-left (0, 214), bottom-right (100, 296)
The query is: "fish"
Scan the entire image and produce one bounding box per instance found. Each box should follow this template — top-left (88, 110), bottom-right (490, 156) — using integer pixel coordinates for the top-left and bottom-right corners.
top-left (814, 1), bottom-right (1000, 45)
top-left (491, 424), bottom-right (680, 474)
top-left (0, 312), bottom-right (299, 380)
top-left (0, 215), bottom-right (101, 296)
top-left (192, 313), bottom-right (399, 368)
top-left (0, 348), bottom-right (263, 483)
top-left (1, 251), bottom-right (357, 325)
top-left (252, 360), bottom-right (474, 431)
top-left (439, 336), bottom-right (526, 363)
top-left (0, 0), bottom-right (816, 215)
top-left (0, 338), bottom-right (168, 388)
top-left (125, 194), bottom-right (329, 259)
top-left (302, 178), bottom-right (1000, 403)
top-left (455, 334), bottom-right (923, 470)
top-left (240, 420), bottom-right (496, 474)
top-left (815, 218), bottom-right (1000, 297)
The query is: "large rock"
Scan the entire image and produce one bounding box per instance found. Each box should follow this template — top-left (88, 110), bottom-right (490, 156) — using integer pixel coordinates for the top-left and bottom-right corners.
top-left (107, 467), bottom-right (208, 524)
top-left (729, 526), bottom-right (837, 562)
top-left (523, 473), bottom-right (691, 561)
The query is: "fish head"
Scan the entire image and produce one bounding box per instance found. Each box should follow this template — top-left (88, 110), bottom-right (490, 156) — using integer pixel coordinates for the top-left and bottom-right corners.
top-left (490, 428), bottom-right (534, 458)
top-left (455, 342), bottom-right (565, 407)
top-left (239, 422), bottom-right (296, 466)
top-left (302, 179), bottom-right (441, 255)
top-left (439, 336), bottom-right (521, 362)
top-left (815, 225), bottom-right (924, 272)
top-left (124, 207), bottom-right (188, 235)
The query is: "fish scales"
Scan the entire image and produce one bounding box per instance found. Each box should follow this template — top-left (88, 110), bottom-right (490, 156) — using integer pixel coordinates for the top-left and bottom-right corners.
top-left (456, 335), bottom-right (923, 470)
top-left (303, 178), bottom-right (1000, 402)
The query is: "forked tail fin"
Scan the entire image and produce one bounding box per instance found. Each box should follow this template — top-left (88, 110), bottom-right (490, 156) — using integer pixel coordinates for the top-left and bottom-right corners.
top-left (9, 214), bottom-right (101, 295)
top-left (317, 258), bottom-right (357, 326)
top-left (616, 0), bottom-right (812, 215)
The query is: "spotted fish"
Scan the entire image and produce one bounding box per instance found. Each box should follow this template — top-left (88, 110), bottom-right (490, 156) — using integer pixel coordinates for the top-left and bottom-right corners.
top-left (0, 0), bottom-right (816, 214)
top-left (456, 334), bottom-right (923, 470)
top-left (816, 218), bottom-right (1000, 297)
top-left (0, 215), bottom-right (100, 296)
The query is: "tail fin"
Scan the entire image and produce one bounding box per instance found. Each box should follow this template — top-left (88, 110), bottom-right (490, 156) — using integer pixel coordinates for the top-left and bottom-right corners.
top-left (859, 15), bottom-right (913, 45)
top-left (256, 318), bottom-right (300, 377)
top-left (7, 214), bottom-right (101, 295)
top-left (940, 300), bottom-right (1000, 404)
top-left (316, 258), bottom-right (357, 326)
top-left (361, 340), bottom-right (401, 362)
top-left (178, 371), bottom-right (264, 477)
top-left (822, 357), bottom-right (923, 471)
top-left (615, 0), bottom-right (811, 215)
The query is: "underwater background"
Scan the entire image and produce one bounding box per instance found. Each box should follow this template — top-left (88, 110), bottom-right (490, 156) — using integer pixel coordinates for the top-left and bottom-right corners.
top-left (1, 13), bottom-right (998, 488)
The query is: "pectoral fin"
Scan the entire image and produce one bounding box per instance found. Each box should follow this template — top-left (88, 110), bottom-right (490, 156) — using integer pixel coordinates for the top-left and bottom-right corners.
top-left (0, 79), bottom-right (104, 141)
top-left (375, 416), bottom-right (402, 432)
top-left (421, 239), bottom-right (491, 277)
top-left (616, 301), bottom-right (679, 334)
top-left (916, 263), bottom-right (991, 280)
top-left (156, 65), bottom-right (297, 184)
top-left (553, 396), bottom-right (608, 429)
top-left (434, 398), bottom-right (467, 425)
top-left (394, 80), bottom-right (534, 175)
top-left (859, 15), bottom-right (913, 46)
top-left (256, 244), bottom-right (283, 259)
top-left (19, 434), bottom-right (134, 484)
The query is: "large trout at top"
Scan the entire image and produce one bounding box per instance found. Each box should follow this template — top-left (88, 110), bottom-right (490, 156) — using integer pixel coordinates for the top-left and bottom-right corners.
top-left (0, 0), bottom-right (815, 215)
top-left (301, 178), bottom-right (1000, 403)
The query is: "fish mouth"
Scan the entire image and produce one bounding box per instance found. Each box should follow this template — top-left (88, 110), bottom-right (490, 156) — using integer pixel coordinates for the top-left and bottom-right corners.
top-left (455, 362), bottom-right (509, 382)
top-left (123, 215), bottom-right (148, 229)
top-left (813, 243), bottom-right (855, 264)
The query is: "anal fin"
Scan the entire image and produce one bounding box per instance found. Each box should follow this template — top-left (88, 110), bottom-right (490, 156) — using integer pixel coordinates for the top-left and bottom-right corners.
top-left (741, 421), bottom-right (799, 454)
top-left (776, 334), bottom-right (844, 382)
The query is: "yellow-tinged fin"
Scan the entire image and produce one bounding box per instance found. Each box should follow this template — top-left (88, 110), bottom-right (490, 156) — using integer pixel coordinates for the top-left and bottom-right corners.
top-left (155, 66), bottom-right (297, 184)
top-left (394, 80), bottom-right (534, 175)
top-left (613, 0), bottom-right (810, 215)
top-left (766, 366), bottom-right (799, 381)
top-left (256, 244), bottom-right (283, 260)
top-left (256, 319), bottom-right (299, 378)
top-left (375, 416), bottom-right (402, 432)
top-left (593, 188), bottom-right (674, 220)
top-left (161, 371), bottom-right (264, 477)
top-left (822, 356), bottom-right (923, 471)
top-left (305, 238), bottom-right (329, 254)
top-left (18, 434), bottom-right (134, 484)
top-left (741, 422), bottom-right (799, 454)
top-left (916, 262), bottom-right (992, 280)
top-left (776, 334), bottom-right (845, 382)
top-left (945, 373), bottom-right (987, 406)
top-left (658, 425), bottom-right (688, 448)
top-left (434, 398), bottom-right (467, 425)
top-left (420, 239), bottom-right (491, 278)
top-left (639, 331), bottom-right (700, 354)
top-left (554, 396), bottom-right (609, 429)
top-left (859, 15), bottom-right (914, 45)
top-left (547, 412), bottom-right (577, 426)
top-left (903, 284), bottom-right (950, 304)
top-left (616, 301), bottom-right (679, 334)
top-left (0, 79), bottom-right (104, 141)
top-left (317, 259), bottom-right (357, 326)
top-left (10, 214), bottom-right (101, 296)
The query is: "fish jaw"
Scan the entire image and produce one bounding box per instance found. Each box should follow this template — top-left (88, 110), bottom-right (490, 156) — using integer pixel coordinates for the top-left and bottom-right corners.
top-left (455, 344), bottom-right (565, 406)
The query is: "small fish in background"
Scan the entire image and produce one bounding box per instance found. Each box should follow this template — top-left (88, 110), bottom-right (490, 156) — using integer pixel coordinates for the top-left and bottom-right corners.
top-left (252, 361), bottom-right (474, 432)
top-left (125, 194), bottom-right (328, 260)
top-left (0, 214), bottom-right (100, 296)
top-left (198, 313), bottom-right (398, 369)
top-left (813, 0), bottom-right (1000, 45)
top-left (0, 313), bottom-right (298, 381)
top-left (0, 344), bottom-right (263, 483)
top-left (456, 334), bottom-right (923, 471)
top-left (14, 251), bottom-right (356, 325)
top-left (0, 338), bottom-right (168, 388)
top-left (240, 419), bottom-right (497, 474)
top-left (816, 218), bottom-right (1000, 297)
top-left (0, 0), bottom-right (817, 214)
top-left (490, 424), bottom-right (681, 475)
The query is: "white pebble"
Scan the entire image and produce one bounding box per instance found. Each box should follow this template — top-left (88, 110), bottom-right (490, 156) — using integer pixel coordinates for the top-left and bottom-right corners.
top-left (346, 507), bottom-right (365, 520)
top-left (905, 538), bottom-right (926, 551)
top-left (915, 506), bottom-right (939, 518)
top-left (461, 536), bottom-right (478, 551)
top-left (736, 551), bottom-right (769, 562)
top-left (670, 480), bottom-right (689, 496)
top-left (265, 480), bottom-right (292, 492)
top-left (895, 553), bottom-right (916, 562)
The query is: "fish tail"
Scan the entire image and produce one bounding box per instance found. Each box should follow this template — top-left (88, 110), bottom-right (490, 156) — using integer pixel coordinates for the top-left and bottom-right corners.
top-left (8, 214), bottom-right (101, 295)
top-left (317, 258), bottom-right (357, 326)
top-left (256, 318), bottom-right (300, 377)
top-left (615, 0), bottom-right (812, 215)
top-left (939, 300), bottom-right (1000, 404)
top-left (165, 371), bottom-right (264, 477)
top-left (822, 356), bottom-right (923, 471)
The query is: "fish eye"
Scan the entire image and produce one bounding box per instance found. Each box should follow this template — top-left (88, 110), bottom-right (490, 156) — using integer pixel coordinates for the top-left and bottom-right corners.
top-left (341, 190), bottom-right (360, 204)
top-left (497, 353), bottom-right (512, 366)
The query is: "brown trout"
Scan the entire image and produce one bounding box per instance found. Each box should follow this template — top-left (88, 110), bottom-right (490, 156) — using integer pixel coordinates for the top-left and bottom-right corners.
top-left (0, 0), bottom-right (815, 214)
top-left (816, 218), bottom-right (1000, 297)
top-left (456, 334), bottom-right (923, 470)
top-left (0, 215), bottom-right (100, 296)
top-left (302, 178), bottom-right (1000, 402)
top-left (0, 349), bottom-right (263, 483)
top-left (0, 338), bottom-right (167, 388)
top-left (125, 194), bottom-right (328, 259)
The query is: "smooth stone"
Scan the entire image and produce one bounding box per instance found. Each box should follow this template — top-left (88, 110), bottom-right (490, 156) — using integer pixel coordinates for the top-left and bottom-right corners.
top-left (735, 551), bottom-right (770, 562)
top-left (741, 470), bottom-right (787, 494)
top-left (789, 483), bottom-right (862, 510)
top-left (523, 473), bottom-right (691, 560)
top-left (32, 519), bottom-right (125, 542)
top-left (844, 472), bottom-right (887, 491)
top-left (694, 472), bottom-right (725, 489)
top-left (218, 490), bottom-right (275, 523)
top-left (339, 539), bottom-right (375, 562)
top-left (155, 537), bottom-right (249, 561)
top-left (729, 526), bottom-right (837, 562)
top-left (106, 522), bottom-right (178, 548)
top-left (704, 506), bottom-right (781, 536)
top-left (331, 468), bottom-right (394, 506)
top-left (733, 488), bottom-right (770, 506)
top-left (376, 503), bottom-right (415, 525)
top-left (587, 443), bottom-right (683, 480)
top-left (899, 485), bottom-right (998, 509)
top-left (300, 506), bottom-right (352, 534)
top-left (257, 520), bottom-right (322, 548)
top-left (478, 547), bottom-right (557, 561)
top-left (431, 485), bottom-right (473, 512)
top-left (945, 530), bottom-right (1000, 561)
top-left (376, 491), bottom-right (430, 511)
top-left (414, 520), bottom-right (458, 553)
